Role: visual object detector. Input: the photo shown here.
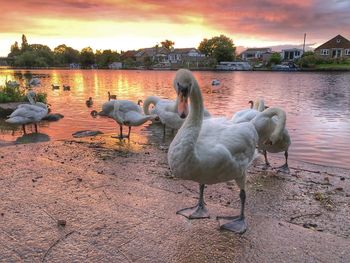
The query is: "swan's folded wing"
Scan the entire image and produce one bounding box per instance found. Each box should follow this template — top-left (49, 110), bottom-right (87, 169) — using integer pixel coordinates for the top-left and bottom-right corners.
top-left (9, 105), bottom-right (46, 118)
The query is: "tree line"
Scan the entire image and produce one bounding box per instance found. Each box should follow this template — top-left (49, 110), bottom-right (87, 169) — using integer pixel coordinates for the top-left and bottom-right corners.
top-left (7, 34), bottom-right (237, 68)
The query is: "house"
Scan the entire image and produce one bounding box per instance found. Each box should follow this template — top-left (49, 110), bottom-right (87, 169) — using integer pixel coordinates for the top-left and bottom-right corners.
top-left (314, 35), bottom-right (350, 58)
top-left (135, 47), bottom-right (169, 63)
top-left (108, 62), bottom-right (122, 69)
top-left (168, 48), bottom-right (204, 64)
top-left (281, 48), bottom-right (303, 61)
top-left (240, 48), bottom-right (272, 61)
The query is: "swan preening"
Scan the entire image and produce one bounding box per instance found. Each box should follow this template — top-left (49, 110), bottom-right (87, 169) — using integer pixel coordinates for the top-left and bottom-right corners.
top-left (232, 98), bottom-right (291, 170)
top-left (97, 99), bottom-right (156, 138)
top-left (143, 94), bottom-right (211, 135)
top-left (6, 91), bottom-right (48, 134)
top-left (167, 69), bottom-right (288, 233)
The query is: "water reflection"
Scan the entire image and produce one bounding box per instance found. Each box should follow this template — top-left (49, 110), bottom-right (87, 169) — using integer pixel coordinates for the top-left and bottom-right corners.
top-left (15, 132), bottom-right (50, 144)
top-left (0, 69), bottom-right (349, 169)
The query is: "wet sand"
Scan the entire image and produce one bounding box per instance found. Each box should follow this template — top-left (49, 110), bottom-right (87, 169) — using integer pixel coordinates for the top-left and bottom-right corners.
top-left (0, 135), bottom-right (349, 262)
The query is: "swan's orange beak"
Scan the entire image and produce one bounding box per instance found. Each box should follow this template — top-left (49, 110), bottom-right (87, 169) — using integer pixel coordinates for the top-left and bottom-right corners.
top-left (177, 94), bottom-right (189, 119)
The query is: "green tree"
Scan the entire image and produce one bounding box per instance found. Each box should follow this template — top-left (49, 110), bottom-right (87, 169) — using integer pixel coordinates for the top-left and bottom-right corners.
top-left (161, 40), bottom-right (175, 50)
top-left (21, 34), bottom-right (29, 51)
top-left (269, 52), bottom-right (282, 65)
top-left (54, 44), bottom-right (80, 65)
top-left (8, 41), bottom-right (21, 57)
top-left (198, 35), bottom-right (236, 62)
top-left (95, 49), bottom-right (120, 68)
top-left (80, 47), bottom-right (95, 67)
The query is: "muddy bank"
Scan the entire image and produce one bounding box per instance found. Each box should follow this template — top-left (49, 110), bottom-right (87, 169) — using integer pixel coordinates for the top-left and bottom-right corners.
top-left (0, 136), bottom-right (349, 262)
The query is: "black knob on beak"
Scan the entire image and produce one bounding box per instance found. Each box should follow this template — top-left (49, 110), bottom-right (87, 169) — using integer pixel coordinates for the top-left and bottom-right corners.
top-left (180, 113), bottom-right (186, 119)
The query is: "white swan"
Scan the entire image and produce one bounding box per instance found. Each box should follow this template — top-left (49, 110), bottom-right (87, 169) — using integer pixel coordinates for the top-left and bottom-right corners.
top-left (111, 100), bottom-right (156, 138)
top-left (168, 69), bottom-right (259, 233)
top-left (143, 94), bottom-right (211, 135)
top-left (231, 98), bottom-right (266, 124)
top-left (6, 91), bottom-right (48, 134)
top-left (233, 99), bottom-right (291, 170)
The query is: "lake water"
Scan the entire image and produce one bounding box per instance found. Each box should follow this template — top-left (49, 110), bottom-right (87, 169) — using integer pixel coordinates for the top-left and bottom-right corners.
top-left (0, 69), bottom-right (349, 169)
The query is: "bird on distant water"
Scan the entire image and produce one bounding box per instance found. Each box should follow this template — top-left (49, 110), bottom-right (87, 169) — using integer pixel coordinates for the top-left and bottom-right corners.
top-left (108, 91), bottom-right (117, 101)
top-left (86, 97), bottom-right (93, 107)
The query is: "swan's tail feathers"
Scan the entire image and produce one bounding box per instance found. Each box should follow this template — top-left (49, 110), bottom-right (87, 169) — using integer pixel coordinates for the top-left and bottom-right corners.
top-left (143, 96), bottom-right (161, 115)
top-left (6, 117), bottom-right (27, 124)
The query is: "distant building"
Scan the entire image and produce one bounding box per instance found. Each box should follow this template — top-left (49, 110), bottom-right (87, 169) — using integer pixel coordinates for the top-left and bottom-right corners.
top-left (108, 62), bottom-right (122, 69)
top-left (281, 48), bottom-right (303, 61)
top-left (69, 63), bottom-right (80, 69)
top-left (168, 48), bottom-right (204, 64)
top-left (314, 35), bottom-right (350, 58)
top-left (240, 48), bottom-right (272, 61)
top-left (135, 47), bottom-right (169, 63)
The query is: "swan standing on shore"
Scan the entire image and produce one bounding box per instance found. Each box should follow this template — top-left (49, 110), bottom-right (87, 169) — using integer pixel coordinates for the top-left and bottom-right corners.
top-left (168, 69), bottom-right (259, 233)
top-left (111, 100), bottom-right (156, 138)
top-left (233, 99), bottom-right (291, 171)
top-left (6, 91), bottom-right (48, 134)
top-left (143, 94), bottom-right (211, 135)
top-left (231, 98), bottom-right (266, 124)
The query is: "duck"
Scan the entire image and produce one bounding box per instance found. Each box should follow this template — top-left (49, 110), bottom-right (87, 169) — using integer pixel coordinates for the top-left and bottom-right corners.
top-left (86, 97), bottom-right (93, 107)
top-left (143, 94), bottom-right (211, 135)
top-left (63, 85), bottom-right (71, 91)
top-left (108, 91), bottom-right (117, 101)
top-left (111, 100), bottom-right (156, 139)
top-left (168, 69), bottom-right (259, 233)
top-left (51, 84), bottom-right (60, 90)
top-left (6, 91), bottom-right (48, 134)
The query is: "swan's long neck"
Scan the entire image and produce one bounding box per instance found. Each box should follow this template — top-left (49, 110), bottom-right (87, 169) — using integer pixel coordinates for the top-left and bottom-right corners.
top-left (254, 107), bottom-right (286, 143)
top-left (257, 99), bottom-right (265, 112)
top-left (171, 76), bottom-right (203, 157)
top-left (143, 96), bottom-right (160, 115)
top-left (113, 102), bottom-right (124, 124)
top-left (27, 93), bottom-right (35, 105)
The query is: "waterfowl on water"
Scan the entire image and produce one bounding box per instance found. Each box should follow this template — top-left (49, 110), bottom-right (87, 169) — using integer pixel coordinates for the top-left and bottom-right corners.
top-left (108, 91), bottom-right (117, 101)
top-left (63, 85), bottom-right (71, 91)
top-left (86, 97), bottom-right (93, 107)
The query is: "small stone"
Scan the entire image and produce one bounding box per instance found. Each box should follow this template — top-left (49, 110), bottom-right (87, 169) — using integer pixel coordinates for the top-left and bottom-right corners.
top-left (77, 178), bottom-right (82, 182)
top-left (1, 213), bottom-right (4, 216)
top-left (335, 187), bottom-right (343, 191)
top-left (340, 177), bottom-right (345, 181)
top-left (32, 179), bottom-right (37, 183)
top-left (57, 219), bottom-right (66, 227)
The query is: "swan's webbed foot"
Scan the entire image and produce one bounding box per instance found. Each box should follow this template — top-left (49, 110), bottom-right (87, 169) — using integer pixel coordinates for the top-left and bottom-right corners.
top-left (277, 163), bottom-right (290, 173)
top-left (217, 215), bottom-right (247, 234)
top-left (176, 204), bottom-right (210, 219)
top-left (177, 184), bottom-right (209, 219)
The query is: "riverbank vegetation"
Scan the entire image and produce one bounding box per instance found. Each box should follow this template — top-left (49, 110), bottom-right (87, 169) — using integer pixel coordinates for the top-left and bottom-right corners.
top-left (298, 51), bottom-right (350, 70)
top-left (0, 83), bottom-right (47, 103)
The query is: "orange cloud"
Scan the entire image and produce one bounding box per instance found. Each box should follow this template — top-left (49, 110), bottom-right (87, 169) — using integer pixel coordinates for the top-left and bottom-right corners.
top-left (0, 0), bottom-right (349, 55)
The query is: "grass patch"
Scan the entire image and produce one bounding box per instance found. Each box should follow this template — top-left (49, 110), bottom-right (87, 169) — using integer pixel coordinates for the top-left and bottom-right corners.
top-left (315, 63), bottom-right (350, 70)
top-left (0, 84), bottom-right (47, 104)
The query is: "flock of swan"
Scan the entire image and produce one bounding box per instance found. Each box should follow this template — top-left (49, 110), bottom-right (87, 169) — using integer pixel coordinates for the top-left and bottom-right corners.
top-left (5, 69), bottom-right (291, 234)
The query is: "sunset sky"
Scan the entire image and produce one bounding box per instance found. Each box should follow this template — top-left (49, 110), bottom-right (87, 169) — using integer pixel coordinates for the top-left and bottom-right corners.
top-left (0, 0), bottom-right (349, 56)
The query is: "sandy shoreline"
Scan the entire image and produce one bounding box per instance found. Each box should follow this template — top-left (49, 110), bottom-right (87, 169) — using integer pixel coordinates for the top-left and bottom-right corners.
top-left (0, 135), bottom-right (349, 262)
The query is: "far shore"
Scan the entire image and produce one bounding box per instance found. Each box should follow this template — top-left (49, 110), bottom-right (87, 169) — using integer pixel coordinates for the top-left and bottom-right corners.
top-left (1, 66), bottom-right (350, 72)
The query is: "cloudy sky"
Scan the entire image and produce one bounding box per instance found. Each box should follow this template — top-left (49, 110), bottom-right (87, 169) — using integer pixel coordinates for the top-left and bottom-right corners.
top-left (0, 0), bottom-right (349, 55)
